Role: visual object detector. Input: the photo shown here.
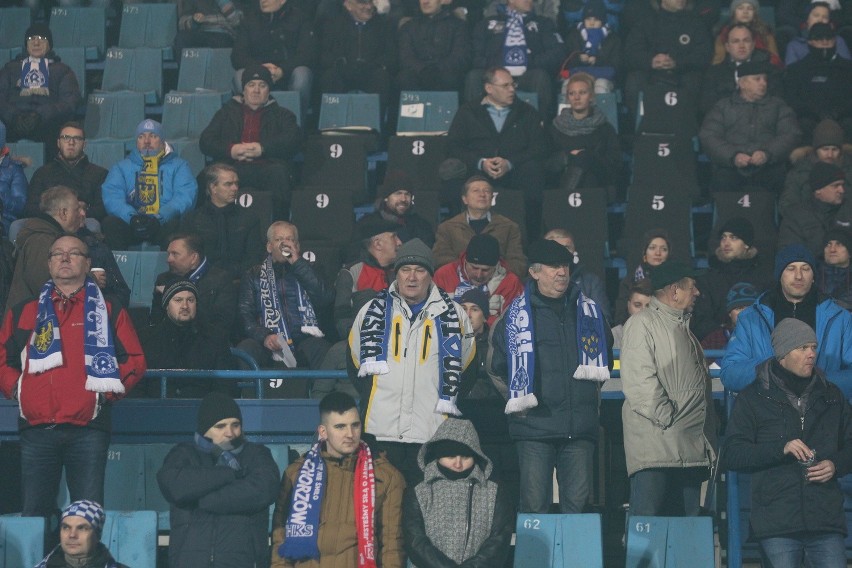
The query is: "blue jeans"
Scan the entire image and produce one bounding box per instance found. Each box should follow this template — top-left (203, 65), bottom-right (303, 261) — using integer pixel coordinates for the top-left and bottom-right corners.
top-left (629, 467), bottom-right (706, 517)
top-left (759, 532), bottom-right (847, 568)
top-left (20, 426), bottom-right (110, 517)
top-left (516, 439), bottom-right (594, 514)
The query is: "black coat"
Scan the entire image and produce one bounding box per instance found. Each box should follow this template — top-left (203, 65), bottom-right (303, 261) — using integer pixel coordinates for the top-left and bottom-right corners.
top-left (139, 318), bottom-right (234, 397)
top-left (356, 209), bottom-right (436, 248)
top-left (447, 99), bottom-right (546, 175)
top-left (181, 201), bottom-right (266, 280)
top-left (547, 115), bottom-right (621, 187)
top-left (0, 52), bottom-right (81, 125)
top-left (157, 440), bottom-right (280, 568)
top-left (26, 155), bottom-right (108, 220)
top-left (230, 4), bottom-right (317, 78)
top-left (472, 10), bottom-right (566, 74)
top-left (320, 11), bottom-right (397, 74)
top-left (624, 6), bottom-right (712, 74)
top-left (398, 8), bottom-right (471, 75)
top-left (199, 98), bottom-right (303, 163)
top-left (149, 264), bottom-right (238, 330)
top-left (783, 49), bottom-right (852, 123)
top-left (722, 359), bottom-right (852, 539)
top-left (699, 49), bottom-right (780, 115)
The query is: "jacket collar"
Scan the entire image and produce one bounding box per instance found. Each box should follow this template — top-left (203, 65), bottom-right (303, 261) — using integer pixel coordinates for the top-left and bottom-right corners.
top-left (649, 295), bottom-right (692, 322)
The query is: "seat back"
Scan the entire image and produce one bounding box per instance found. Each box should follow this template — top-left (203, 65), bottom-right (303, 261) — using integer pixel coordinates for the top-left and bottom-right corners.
top-left (638, 84), bottom-right (698, 138)
top-left (490, 188), bottom-right (526, 240)
top-left (7, 141), bottom-right (44, 181)
top-left (118, 3), bottom-right (177, 52)
top-left (104, 444), bottom-right (146, 510)
top-left (270, 91), bottom-right (301, 126)
top-left (84, 90), bottom-right (146, 140)
top-left (517, 90), bottom-right (539, 110)
top-left (50, 6), bottom-right (106, 60)
top-left (176, 47), bottom-right (234, 94)
top-left (102, 510), bottom-right (158, 568)
top-left (301, 135), bottom-right (367, 192)
top-left (596, 91), bottom-right (619, 133)
top-left (631, 132), bottom-right (699, 201)
top-left (236, 189), bottom-right (274, 227)
top-left (162, 90), bottom-right (224, 140)
top-left (542, 188), bottom-right (609, 280)
top-left (53, 47), bottom-right (87, 98)
top-left (619, 184), bottom-right (692, 268)
top-left (290, 190), bottom-right (354, 245)
top-left (112, 250), bottom-right (168, 308)
top-left (625, 516), bottom-right (714, 568)
top-left (514, 513), bottom-right (604, 567)
top-left (169, 138), bottom-right (207, 176)
top-left (711, 191), bottom-right (778, 255)
top-left (102, 47), bottom-right (163, 103)
top-left (411, 190), bottom-right (440, 233)
top-left (319, 93), bottom-right (381, 133)
top-left (298, 240), bottom-right (344, 286)
top-left (0, 515), bottom-right (45, 568)
top-left (397, 91), bottom-right (458, 135)
top-left (386, 135), bottom-right (448, 191)
top-left (86, 138), bottom-right (130, 169)
top-left (0, 8), bottom-right (30, 49)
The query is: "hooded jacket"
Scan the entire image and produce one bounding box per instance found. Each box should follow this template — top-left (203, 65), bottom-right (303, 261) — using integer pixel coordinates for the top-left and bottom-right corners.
top-left (270, 445), bottom-right (405, 568)
top-left (721, 291), bottom-right (852, 398)
top-left (101, 143), bottom-right (198, 223)
top-left (348, 282), bottom-right (477, 445)
top-left (722, 359), bottom-right (852, 540)
top-left (620, 297), bottom-right (717, 476)
top-left (403, 418), bottom-right (513, 567)
top-left (432, 253), bottom-right (524, 326)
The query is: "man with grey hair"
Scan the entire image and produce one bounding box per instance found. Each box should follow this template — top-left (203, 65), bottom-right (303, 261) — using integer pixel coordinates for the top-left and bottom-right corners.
top-left (6, 185), bottom-right (85, 310)
top-left (723, 318), bottom-right (852, 568)
top-left (620, 259), bottom-right (717, 517)
top-left (489, 238), bottom-right (611, 514)
top-left (237, 221), bottom-right (333, 374)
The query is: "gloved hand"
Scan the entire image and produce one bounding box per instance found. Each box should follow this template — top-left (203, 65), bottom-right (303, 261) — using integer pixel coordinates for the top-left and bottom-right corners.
top-left (129, 215), bottom-right (160, 240)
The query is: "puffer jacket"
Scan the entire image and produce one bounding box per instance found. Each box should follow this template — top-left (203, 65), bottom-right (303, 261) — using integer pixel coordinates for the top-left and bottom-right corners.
top-left (270, 446), bottom-right (406, 568)
top-left (404, 418), bottom-right (513, 567)
top-left (199, 97), bottom-right (303, 163)
top-left (432, 254), bottom-right (524, 326)
top-left (721, 292), bottom-right (852, 398)
top-left (699, 92), bottom-right (801, 167)
top-left (472, 7), bottom-right (566, 74)
top-left (0, 153), bottom-right (26, 236)
top-left (238, 257), bottom-right (333, 345)
top-left (348, 282), bottom-right (477, 445)
top-left (101, 143), bottom-right (198, 223)
top-left (157, 439), bottom-right (280, 568)
top-left (691, 247), bottom-right (773, 341)
top-left (0, 52), bottom-right (81, 125)
top-left (432, 213), bottom-right (527, 277)
top-left (722, 359), bottom-right (852, 540)
top-left (488, 282), bottom-right (611, 442)
top-left (620, 297), bottom-right (717, 476)
top-left (5, 214), bottom-right (62, 312)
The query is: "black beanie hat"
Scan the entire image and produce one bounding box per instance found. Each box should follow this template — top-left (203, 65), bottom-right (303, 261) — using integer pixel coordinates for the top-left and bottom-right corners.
top-left (718, 217), bottom-right (755, 247)
top-left (465, 234), bottom-right (500, 266)
top-left (197, 392), bottom-right (242, 435)
top-left (379, 170), bottom-right (416, 199)
top-left (241, 63), bottom-right (273, 90)
top-left (823, 227), bottom-right (852, 251)
top-left (24, 23), bottom-right (53, 52)
top-left (809, 161), bottom-right (845, 192)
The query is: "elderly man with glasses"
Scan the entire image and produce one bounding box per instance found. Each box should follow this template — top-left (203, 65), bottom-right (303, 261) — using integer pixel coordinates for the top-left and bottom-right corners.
top-left (0, 234), bottom-right (145, 519)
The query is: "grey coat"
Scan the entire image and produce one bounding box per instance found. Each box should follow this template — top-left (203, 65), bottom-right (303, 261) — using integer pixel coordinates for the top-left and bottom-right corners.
top-left (620, 297), bottom-right (718, 476)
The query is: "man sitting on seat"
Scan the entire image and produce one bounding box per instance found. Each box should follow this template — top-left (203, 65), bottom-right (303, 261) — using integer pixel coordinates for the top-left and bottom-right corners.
top-left (354, 170), bottom-right (436, 247)
top-left (433, 233), bottom-right (523, 325)
top-left (35, 501), bottom-right (129, 568)
top-left (237, 221), bottom-right (333, 370)
top-left (101, 119), bottom-right (198, 250)
top-left (200, 65), bottom-right (303, 221)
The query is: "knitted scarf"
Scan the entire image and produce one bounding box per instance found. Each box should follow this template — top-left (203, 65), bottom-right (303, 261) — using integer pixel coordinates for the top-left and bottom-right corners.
top-left (20, 57), bottom-right (49, 95)
top-left (194, 432), bottom-right (244, 470)
top-left (27, 278), bottom-right (123, 393)
top-left (187, 256), bottom-right (209, 283)
top-left (258, 255), bottom-right (323, 367)
top-left (552, 105), bottom-right (607, 136)
top-left (502, 9), bottom-right (528, 76)
top-left (133, 147), bottom-right (164, 215)
top-left (35, 545), bottom-right (119, 568)
top-left (280, 441), bottom-right (377, 567)
top-left (357, 287), bottom-right (464, 415)
top-left (504, 282), bottom-right (608, 414)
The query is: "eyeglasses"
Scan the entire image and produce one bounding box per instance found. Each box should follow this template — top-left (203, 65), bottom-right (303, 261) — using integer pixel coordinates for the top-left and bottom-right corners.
top-left (48, 250), bottom-right (88, 260)
top-left (490, 81), bottom-right (518, 89)
top-left (27, 35), bottom-right (48, 42)
top-left (59, 134), bottom-right (85, 142)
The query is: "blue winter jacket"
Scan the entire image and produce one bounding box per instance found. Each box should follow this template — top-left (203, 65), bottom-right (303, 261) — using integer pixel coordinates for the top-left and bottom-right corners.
top-left (101, 143), bottom-right (197, 223)
top-left (0, 153), bottom-right (27, 236)
top-left (721, 293), bottom-right (852, 398)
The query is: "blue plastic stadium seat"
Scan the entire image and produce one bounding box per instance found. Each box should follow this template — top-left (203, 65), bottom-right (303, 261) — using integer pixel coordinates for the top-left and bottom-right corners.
top-left (50, 6), bottom-right (106, 61)
top-left (112, 250), bottom-right (168, 308)
top-left (104, 445), bottom-right (146, 511)
top-left (169, 138), bottom-right (207, 177)
top-left (86, 138), bottom-right (130, 170)
top-left (7, 140), bottom-right (44, 181)
top-left (319, 93), bottom-right (380, 133)
top-left (0, 515), bottom-right (45, 568)
top-left (625, 516), bottom-right (714, 568)
top-left (102, 47), bottom-right (163, 104)
top-left (514, 513), bottom-right (604, 567)
top-left (118, 3), bottom-right (177, 60)
top-left (517, 90), bottom-right (539, 109)
top-left (396, 91), bottom-right (458, 135)
top-left (270, 91), bottom-right (301, 126)
top-left (0, 47), bottom-right (20, 66)
top-left (53, 47), bottom-right (86, 99)
top-left (141, 444), bottom-right (174, 529)
top-left (84, 91), bottom-right (146, 140)
top-left (176, 48), bottom-right (234, 93)
top-left (596, 91), bottom-right (619, 133)
top-left (102, 510), bottom-right (157, 568)
top-left (162, 90), bottom-right (224, 140)
top-left (0, 8), bottom-right (30, 49)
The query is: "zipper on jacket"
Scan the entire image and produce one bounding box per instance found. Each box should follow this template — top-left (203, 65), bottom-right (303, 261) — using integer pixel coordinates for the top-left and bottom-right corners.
top-left (463, 479), bottom-right (474, 554)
